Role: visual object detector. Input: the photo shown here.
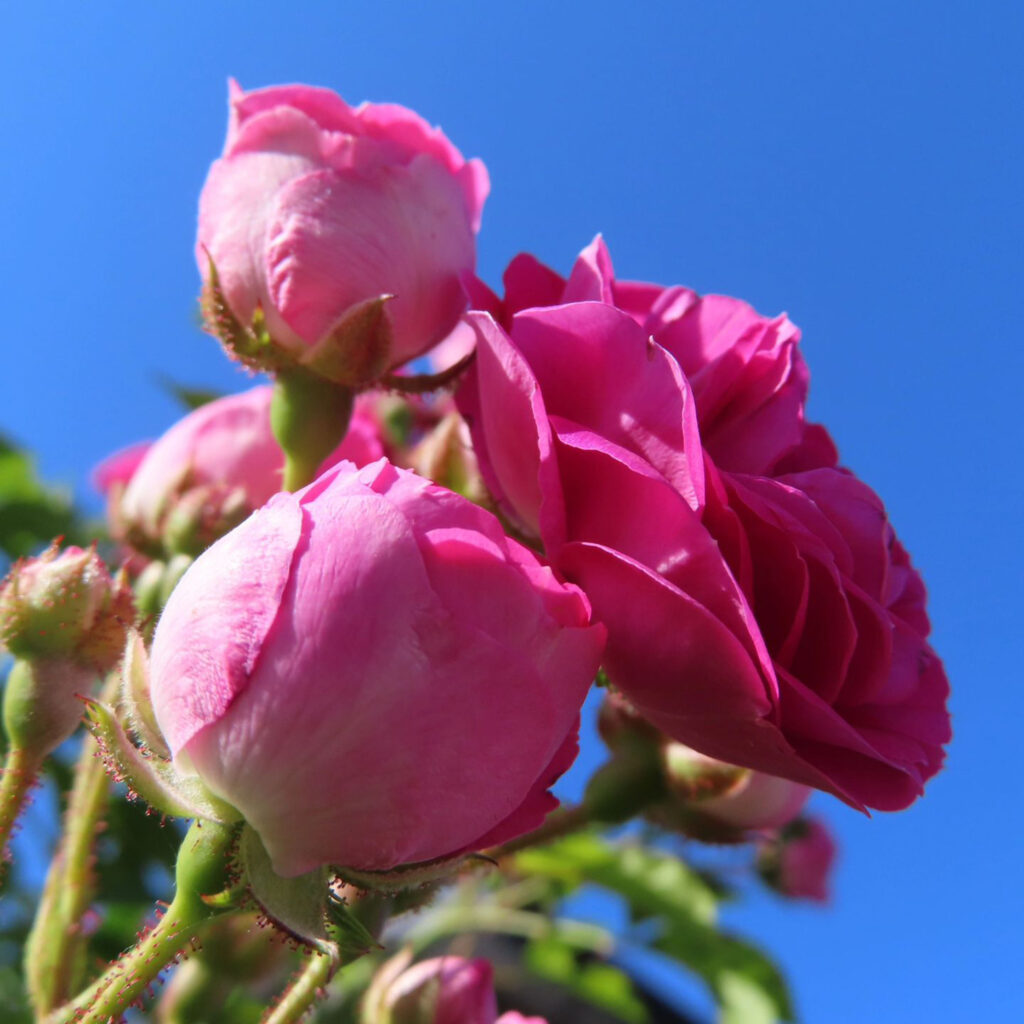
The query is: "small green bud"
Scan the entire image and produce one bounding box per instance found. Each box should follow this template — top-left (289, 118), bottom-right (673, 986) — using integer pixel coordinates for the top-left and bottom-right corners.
top-left (0, 543), bottom-right (134, 671)
top-left (409, 412), bottom-right (486, 502)
top-left (163, 486), bottom-right (248, 557)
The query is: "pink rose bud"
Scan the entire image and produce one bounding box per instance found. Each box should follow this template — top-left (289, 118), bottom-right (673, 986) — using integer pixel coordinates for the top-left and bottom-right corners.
top-left (758, 817), bottom-right (838, 903)
top-left (683, 758), bottom-right (811, 832)
top-left (150, 459), bottom-right (604, 876)
top-left (1, 544), bottom-right (133, 756)
top-left (0, 544), bottom-right (132, 672)
top-left (496, 1016), bottom-right (549, 1024)
top-left (197, 82), bottom-right (488, 384)
top-left (101, 386), bottom-right (384, 558)
top-left (377, 956), bottom-right (498, 1024)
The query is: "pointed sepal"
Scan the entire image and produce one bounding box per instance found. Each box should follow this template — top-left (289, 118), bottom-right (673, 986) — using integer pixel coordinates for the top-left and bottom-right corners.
top-left (334, 852), bottom-right (468, 895)
top-left (200, 253), bottom-right (293, 373)
top-left (82, 697), bottom-right (241, 824)
top-left (298, 294), bottom-right (394, 386)
top-left (237, 825), bottom-right (333, 947)
top-left (119, 629), bottom-right (170, 759)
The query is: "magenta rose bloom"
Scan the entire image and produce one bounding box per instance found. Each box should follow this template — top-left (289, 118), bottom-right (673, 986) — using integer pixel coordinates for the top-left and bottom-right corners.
top-left (470, 237), bottom-right (835, 476)
top-left (149, 459), bottom-right (604, 876)
top-left (99, 385), bottom-right (383, 555)
top-left (197, 82), bottom-right (489, 378)
top-left (457, 302), bottom-right (949, 810)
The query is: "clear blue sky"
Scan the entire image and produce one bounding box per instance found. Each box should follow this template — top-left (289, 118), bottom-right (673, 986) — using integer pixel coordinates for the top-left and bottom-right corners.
top-left (2, 3), bottom-right (1021, 1020)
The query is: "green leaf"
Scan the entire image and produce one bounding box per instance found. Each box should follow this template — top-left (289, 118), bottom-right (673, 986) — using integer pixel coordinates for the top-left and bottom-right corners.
top-left (525, 936), bottom-right (649, 1024)
top-left (0, 436), bottom-right (83, 560)
top-left (516, 833), bottom-right (793, 1023)
top-left (517, 833), bottom-right (718, 926)
top-left (157, 376), bottom-right (225, 411)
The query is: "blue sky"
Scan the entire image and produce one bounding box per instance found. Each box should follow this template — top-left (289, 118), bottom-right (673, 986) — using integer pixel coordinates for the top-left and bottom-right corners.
top-left (2, 2), bottom-right (1021, 1020)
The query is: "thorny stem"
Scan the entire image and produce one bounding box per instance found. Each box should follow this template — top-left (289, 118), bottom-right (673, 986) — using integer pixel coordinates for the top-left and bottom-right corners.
top-left (24, 729), bottom-right (112, 1012)
top-left (262, 947), bottom-right (340, 1024)
top-left (48, 820), bottom-right (237, 1024)
top-left (0, 744), bottom-right (40, 873)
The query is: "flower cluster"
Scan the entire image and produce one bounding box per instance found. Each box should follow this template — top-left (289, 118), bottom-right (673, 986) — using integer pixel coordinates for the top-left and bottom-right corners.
top-left (135, 83), bottom-right (950, 876)
top-left (0, 78), bottom-right (950, 1024)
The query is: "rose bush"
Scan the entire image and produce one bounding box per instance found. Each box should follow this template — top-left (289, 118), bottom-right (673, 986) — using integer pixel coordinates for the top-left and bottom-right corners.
top-left (97, 386), bottom-right (384, 556)
top-left (458, 297), bottom-right (949, 810)
top-left (149, 459), bottom-right (604, 876)
top-left (198, 82), bottom-right (488, 382)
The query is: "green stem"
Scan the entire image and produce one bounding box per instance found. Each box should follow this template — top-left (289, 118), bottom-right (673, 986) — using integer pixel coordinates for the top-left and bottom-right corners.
top-left (262, 948), bottom-right (339, 1024)
top-left (24, 729), bottom-right (111, 1012)
top-left (49, 820), bottom-right (238, 1024)
top-left (271, 369), bottom-right (354, 492)
top-left (0, 744), bottom-right (41, 869)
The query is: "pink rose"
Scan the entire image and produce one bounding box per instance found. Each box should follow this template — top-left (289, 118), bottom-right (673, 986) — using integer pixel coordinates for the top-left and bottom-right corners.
top-left (101, 386), bottom-right (383, 555)
top-left (759, 817), bottom-right (838, 903)
top-left (149, 459), bottom-right (604, 876)
top-left (469, 238), bottom-right (834, 476)
top-left (198, 82), bottom-right (488, 380)
top-left (457, 302), bottom-right (949, 810)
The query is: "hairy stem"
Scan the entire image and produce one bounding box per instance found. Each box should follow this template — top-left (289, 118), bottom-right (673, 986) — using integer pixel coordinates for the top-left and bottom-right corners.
top-left (24, 730), bottom-right (111, 1012)
top-left (0, 744), bottom-right (40, 870)
top-left (49, 820), bottom-right (237, 1024)
top-left (262, 947), bottom-right (339, 1024)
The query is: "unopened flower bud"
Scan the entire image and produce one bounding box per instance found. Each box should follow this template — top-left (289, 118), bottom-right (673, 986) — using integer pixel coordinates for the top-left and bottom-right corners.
top-left (162, 485), bottom-right (249, 557)
top-left (649, 744), bottom-right (810, 844)
top-left (596, 691), bottom-right (660, 754)
top-left (409, 411), bottom-right (485, 502)
top-left (370, 955), bottom-right (498, 1024)
top-left (1, 545), bottom-right (133, 759)
top-left (661, 743), bottom-right (748, 803)
top-left (757, 817), bottom-right (838, 903)
top-left (0, 544), bottom-right (133, 672)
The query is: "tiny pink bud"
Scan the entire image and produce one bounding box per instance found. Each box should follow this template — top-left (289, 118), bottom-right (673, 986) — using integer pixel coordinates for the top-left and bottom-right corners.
top-left (758, 817), bottom-right (838, 903)
top-left (382, 956), bottom-right (497, 1024)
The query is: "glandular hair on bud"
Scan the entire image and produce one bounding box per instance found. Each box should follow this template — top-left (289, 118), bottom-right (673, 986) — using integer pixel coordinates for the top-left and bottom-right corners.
top-left (0, 544), bottom-right (134, 673)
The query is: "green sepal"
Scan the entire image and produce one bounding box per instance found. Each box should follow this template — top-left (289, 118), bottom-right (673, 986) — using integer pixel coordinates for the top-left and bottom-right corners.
top-left (82, 697), bottom-right (241, 824)
top-left (237, 825), bottom-right (333, 947)
top-left (326, 892), bottom-right (382, 961)
top-left (334, 852), bottom-right (466, 895)
top-left (299, 294), bottom-right (393, 386)
top-left (119, 629), bottom-right (170, 759)
top-left (201, 254), bottom-right (293, 373)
